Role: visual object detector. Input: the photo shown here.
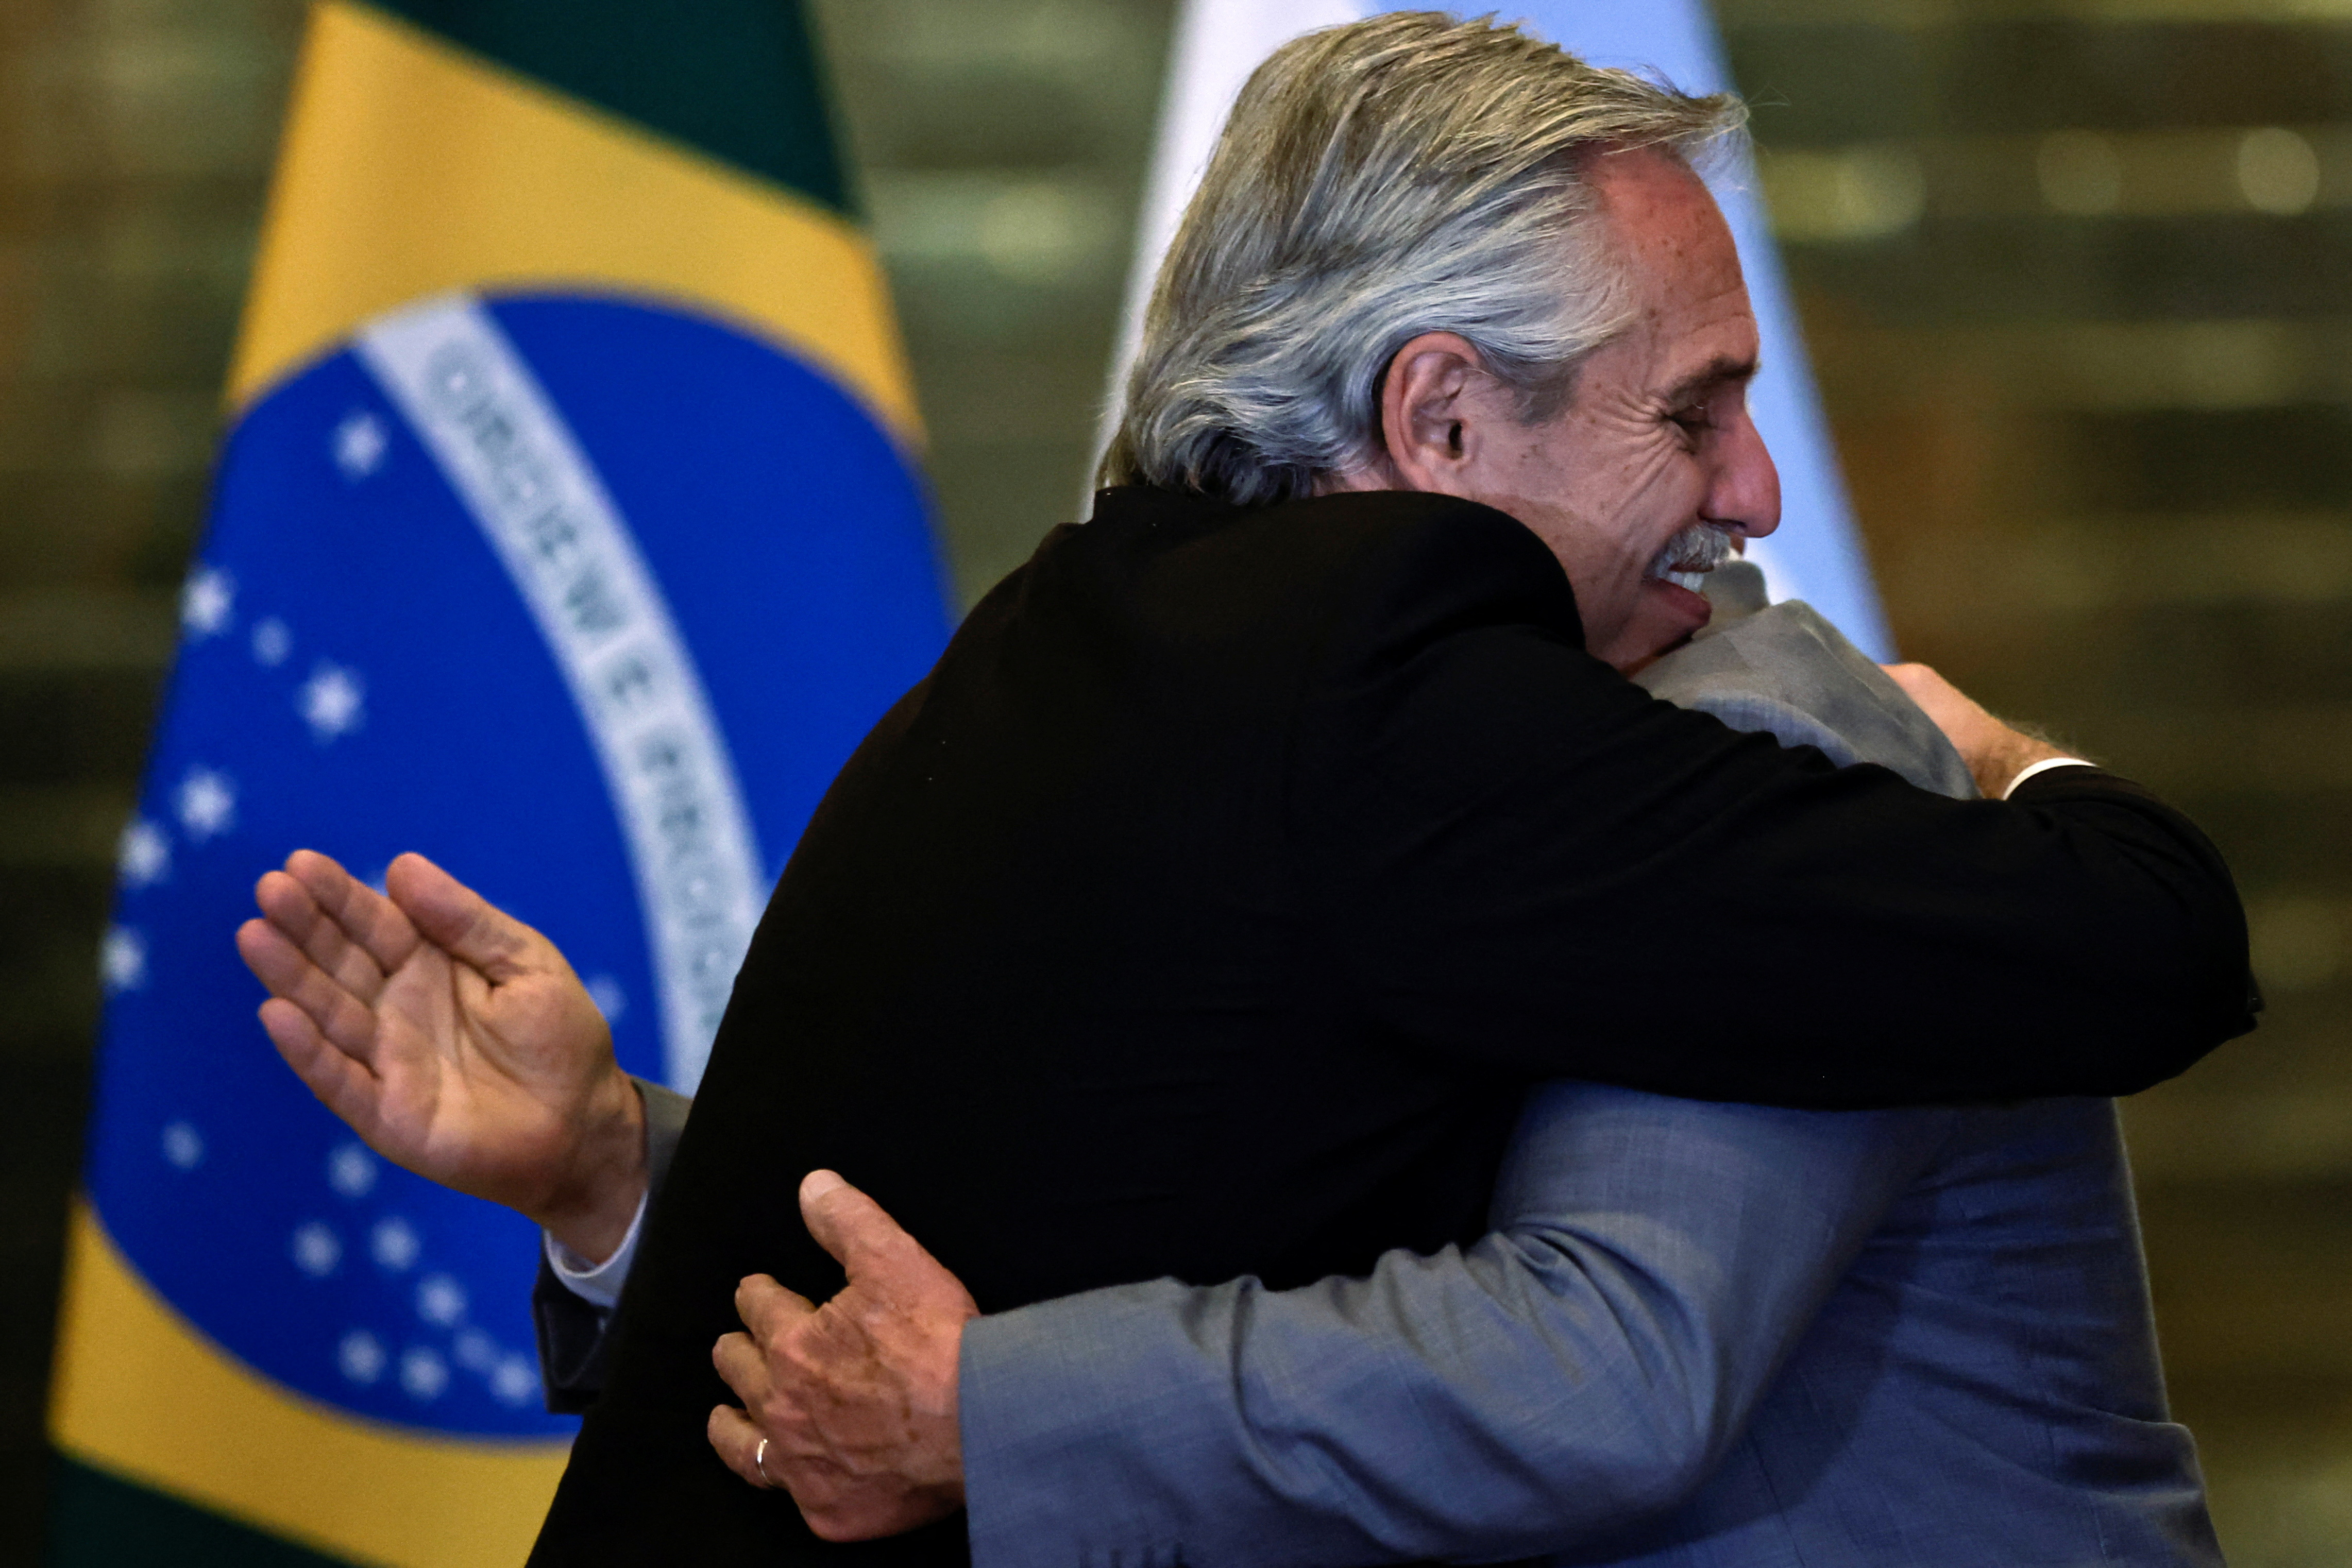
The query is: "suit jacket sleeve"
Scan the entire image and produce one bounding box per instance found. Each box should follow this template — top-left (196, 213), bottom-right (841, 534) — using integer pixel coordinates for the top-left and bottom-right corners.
top-left (961, 1084), bottom-right (1951, 1568)
top-left (534, 1076), bottom-right (693, 1412)
top-left (1294, 505), bottom-right (2256, 1107)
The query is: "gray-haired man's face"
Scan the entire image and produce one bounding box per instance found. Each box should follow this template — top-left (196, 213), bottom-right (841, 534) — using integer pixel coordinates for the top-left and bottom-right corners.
top-left (1402, 149), bottom-right (1782, 672)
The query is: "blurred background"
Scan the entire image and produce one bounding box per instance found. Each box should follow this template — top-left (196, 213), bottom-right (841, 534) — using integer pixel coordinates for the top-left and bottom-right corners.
top-left (1, 0), bottom-right (2346, 1560)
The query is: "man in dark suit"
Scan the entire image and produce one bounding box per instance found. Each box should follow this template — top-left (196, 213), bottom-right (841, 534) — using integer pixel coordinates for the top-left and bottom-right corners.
top-left (240, 15), bottom-right (2255, 1563)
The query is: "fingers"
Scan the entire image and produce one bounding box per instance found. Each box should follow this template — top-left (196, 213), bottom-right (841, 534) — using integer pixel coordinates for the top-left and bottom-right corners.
top-left (255, 997), bottom-right (383, 1132)
top-left (707, 1404), bottom-right (773, 1490)
top-left (735, 1273), bottom-right (818, 1343)
top-left (712, 1329), bottom-right (773, 1407)
top-left (386, 852), bottom-right (539, 983)
top-left (799, 1172), bottom-right (947, 1296)
top-left (1882, 662), bottom-right (1984, 719)
top-left (252, 870), bottom-right (388, 1007)
top-left (1880, 664), bottom-right (1939, 709)
top-left (237, 917), bottom-right (384, 1062)
top-left (280, 850), bottom-right (421, 982)
top-left (714, 1279), bottom-right (815, 1417)
top-left (800, 1171), bottom-right (900, 1272)
top-left (707, 1259), bottom-right (971, 1542)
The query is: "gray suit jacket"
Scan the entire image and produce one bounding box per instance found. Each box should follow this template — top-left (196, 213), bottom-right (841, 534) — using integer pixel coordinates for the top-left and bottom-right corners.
top-left (1629, 564), bottom-right (1972, 798)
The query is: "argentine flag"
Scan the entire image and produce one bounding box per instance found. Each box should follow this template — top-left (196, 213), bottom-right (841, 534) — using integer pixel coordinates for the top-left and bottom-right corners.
top-left (48, 3), bottom-right (947, 1564)
top-left (1109, 0), bottom-right (1891, 657)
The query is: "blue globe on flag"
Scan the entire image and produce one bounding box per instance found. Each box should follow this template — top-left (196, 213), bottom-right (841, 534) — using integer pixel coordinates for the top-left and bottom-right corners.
top-left (86, 292), bottom-right (950, 1437)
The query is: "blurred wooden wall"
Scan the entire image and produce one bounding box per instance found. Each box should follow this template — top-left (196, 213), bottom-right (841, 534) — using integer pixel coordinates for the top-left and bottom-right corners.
top-left (0, 0), bottom-right (306, 1546)
top-left (1714, 7), bottom-right (2352, 1559)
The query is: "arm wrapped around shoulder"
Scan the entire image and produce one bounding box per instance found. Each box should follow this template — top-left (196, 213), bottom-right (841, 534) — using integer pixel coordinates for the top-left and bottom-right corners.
top-left (1293, 512), bottom-right (2259, 1108)
top-left (1996, 764), bottom-right (2260, 1090)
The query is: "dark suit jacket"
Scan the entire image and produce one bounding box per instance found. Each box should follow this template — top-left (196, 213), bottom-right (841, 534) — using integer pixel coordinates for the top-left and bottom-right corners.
top-left (529, 487), bottom-right (2254, 1564)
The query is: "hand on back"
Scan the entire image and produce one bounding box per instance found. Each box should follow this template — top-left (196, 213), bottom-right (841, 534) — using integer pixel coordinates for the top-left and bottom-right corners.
top-left (708, 1171), bottom-right (977, 1539)
top-left (1881, 662), bottom-right (2069, 799)
top-left (237, 850), bottom-right (647, 1261)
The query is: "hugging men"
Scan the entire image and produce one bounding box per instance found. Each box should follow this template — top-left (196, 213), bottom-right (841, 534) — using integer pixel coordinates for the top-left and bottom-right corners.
top-left (242, 15), bottom-right (2253, 1565)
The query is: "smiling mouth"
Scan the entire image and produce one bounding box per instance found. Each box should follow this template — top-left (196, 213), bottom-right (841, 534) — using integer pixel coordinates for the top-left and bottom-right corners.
top-left (1647, 524), bottom-right (1734, 593)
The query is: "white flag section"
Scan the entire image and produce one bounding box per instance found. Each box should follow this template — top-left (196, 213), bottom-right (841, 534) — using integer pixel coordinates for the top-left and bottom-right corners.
top-left (1104, 1), bottom-right (1893, 659)
top-left (1103, 0), bottom-right (1363, 426)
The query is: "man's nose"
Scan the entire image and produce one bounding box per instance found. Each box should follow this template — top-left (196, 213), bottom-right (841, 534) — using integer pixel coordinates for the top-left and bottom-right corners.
top-left (1707, 410), bottom-right (1781, 540)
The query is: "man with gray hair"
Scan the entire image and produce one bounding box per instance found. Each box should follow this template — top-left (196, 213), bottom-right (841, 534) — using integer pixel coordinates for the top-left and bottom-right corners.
top-left (243, 14), bottom-right (2249, 1565)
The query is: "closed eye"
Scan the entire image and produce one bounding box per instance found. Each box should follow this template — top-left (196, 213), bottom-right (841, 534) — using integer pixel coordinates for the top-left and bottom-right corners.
top-left (1667, 404), bottom-right (1715, 443)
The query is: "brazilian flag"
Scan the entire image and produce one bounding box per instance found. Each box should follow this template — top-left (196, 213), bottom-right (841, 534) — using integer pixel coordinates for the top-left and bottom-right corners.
top-left (47, 3), bottom-right (946, 1563)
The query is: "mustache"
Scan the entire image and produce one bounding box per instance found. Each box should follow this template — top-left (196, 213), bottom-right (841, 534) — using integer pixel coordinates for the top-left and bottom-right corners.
top-left (1646, 524), bottom-right (1734, 581)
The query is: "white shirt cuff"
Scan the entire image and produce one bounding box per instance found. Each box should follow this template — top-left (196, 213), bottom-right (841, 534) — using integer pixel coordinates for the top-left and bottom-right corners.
top-left (2004, 757), bottom-right (2095, 800)
top-left (543, 1188), bottom-right (649, 1312)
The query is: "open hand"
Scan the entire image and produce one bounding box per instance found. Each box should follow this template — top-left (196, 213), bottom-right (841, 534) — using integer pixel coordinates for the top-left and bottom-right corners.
top-left (707, 1171), bottom-right (979, 1540)
top-left (236, 849), bottom-right (647, 1260)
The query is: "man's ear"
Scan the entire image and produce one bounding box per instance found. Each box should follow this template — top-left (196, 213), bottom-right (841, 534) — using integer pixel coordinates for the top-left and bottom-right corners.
top-left (1378, 331), bottom-right (1493, 496)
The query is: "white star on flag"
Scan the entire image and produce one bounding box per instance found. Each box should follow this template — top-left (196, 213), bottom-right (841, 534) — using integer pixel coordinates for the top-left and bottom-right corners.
top-left (175, 766), bottom-right (236, 841)
top-left (101, 925), bottom-right (146, 992)
top-left (454, 1328), bottom-right (498, 1372)
top-left (298, 661), bottom-right (366, 742)
top-left (179, 566), bottom-right (234, 640)
top-left (116, 817), bottom-right (170, 887)
top-left (291, 1222), bottom-right (342, 1277)
top-left (492, 1355), bottom-right (538, 1405)
top-left (585, 974), bottom-right (628, 1023)
top-left (339, 1330), bottom-right (385, 1385)
top-left (161, 1120), bottom-right (204, 1169)
top-left (327, 1143), bottom-right (377, 1198)
top-left (399, 1347), bottom-right (448, 1401)
top-left (371, 1215), bottom-right (420, 1271)
top-left (251, 616), bottom-right (292, 667)
top-left (417, 1273), bottom-right (468, 1327)
top-left (334, 410), bottom-right (389, 480)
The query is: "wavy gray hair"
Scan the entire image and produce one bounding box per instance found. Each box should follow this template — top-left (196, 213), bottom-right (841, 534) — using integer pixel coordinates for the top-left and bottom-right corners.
top-left (1099, 12), bottom-right (1747, 506)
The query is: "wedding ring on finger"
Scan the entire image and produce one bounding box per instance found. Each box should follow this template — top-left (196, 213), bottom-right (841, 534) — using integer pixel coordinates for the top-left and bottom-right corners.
top-left (754, 1436), bottom-right (777, 1489)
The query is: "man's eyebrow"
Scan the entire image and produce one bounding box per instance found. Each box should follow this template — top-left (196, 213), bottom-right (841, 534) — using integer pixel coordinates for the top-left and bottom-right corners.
top-left (1660, 354), bottom-right (1759, 405)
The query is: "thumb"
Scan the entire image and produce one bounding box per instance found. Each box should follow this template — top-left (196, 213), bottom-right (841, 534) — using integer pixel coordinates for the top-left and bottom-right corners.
top-left (799, 1170), bottom-right (925, 1282)
top-left (386, 851), bottom-right (537, 982)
